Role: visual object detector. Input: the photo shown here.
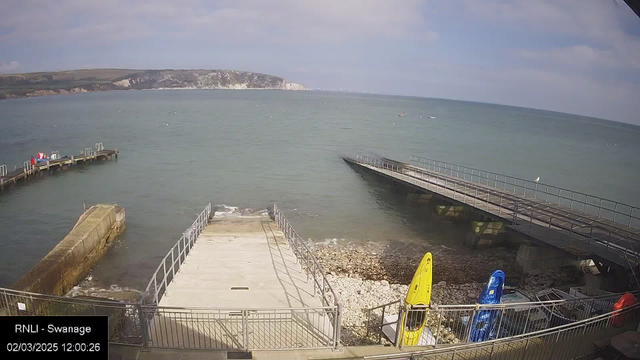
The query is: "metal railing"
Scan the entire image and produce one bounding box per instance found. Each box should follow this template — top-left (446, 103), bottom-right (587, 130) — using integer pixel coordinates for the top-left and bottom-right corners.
top-left (0, 287), bottom-right (143, 345)
top-left (141, 203), bottom-right (212, 306)
top-left (273, 203), bottom-right (342, 347)
top-left (365, 301), bottom-right (640, 360)
top-left (512, 199), bottom-right (640, 288)
top-left (273, 204), bottom-right (340, 309)
top-left (365, 291), bottom-right (638, 349)
top-left (137, 203), bottom-right (341, 350)
top-left (410, 155), bottom-right (640, 228)
top-left (95, 142), bottom-right (104, 151)
top-left (3, 281), bottom-right (635, 357)
top-left (0, 164), bottom-right (7, 177)
top-left (140, 305), bottom-right (338, 350)
top-left (353, 155), bottom-right (640, 271)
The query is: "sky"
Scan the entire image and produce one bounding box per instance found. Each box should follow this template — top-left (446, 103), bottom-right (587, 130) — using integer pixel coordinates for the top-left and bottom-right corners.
top-left (1, 0), bottom-right (640, 125)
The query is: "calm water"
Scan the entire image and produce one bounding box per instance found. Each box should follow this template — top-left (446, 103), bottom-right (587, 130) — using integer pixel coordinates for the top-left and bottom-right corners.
top-left (1, 90), bottom-right (639, 290)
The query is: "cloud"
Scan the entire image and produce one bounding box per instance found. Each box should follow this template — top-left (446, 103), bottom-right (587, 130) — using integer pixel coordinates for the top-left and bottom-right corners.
top-left (460, 0), bottom-right (625, 37)
top-left (0, 0), bottom-right (432, 44)
top-left (424, 30), bottom-right (439, 42)
top-left (460, 0), bottom-right (640, 70)
top-left (516, 45), bottom-right (638, 69)
top-left (0, 61), bottom-right (20, 73)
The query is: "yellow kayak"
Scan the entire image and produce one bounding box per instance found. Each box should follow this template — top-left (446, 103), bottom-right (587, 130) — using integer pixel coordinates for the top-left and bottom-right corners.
top-left (401, 252), bottom-right (432, 346)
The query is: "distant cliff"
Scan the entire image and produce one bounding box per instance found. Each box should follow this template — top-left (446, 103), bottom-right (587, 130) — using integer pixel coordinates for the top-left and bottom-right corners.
top-left (0, 69), bottom-right (307, 100)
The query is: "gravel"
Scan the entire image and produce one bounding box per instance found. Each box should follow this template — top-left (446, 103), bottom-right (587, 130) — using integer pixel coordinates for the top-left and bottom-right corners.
top-left (313, 242), bottom-right (524, 286)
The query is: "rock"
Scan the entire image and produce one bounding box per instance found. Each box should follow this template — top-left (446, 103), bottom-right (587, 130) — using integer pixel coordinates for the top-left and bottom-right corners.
top-left (311, 242), bottom-right (524, 286)
top-left (527, 268), bottom-right (542, 276)
top-left (437, 281), bottom-right (447, 286)
top-left (380, 280), bottom-right (389, 287)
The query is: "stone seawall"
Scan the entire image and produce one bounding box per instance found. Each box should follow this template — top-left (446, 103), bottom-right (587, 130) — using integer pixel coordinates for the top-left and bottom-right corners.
top-left (13, 204), bottom-right (125, 295)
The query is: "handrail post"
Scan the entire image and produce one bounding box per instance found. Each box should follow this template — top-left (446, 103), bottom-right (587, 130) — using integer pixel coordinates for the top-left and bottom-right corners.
top-left (395, 305), bottom-right (405, 349)
top-left (494, 308), bottom-right (505, 339)
top-left (171, 248), bottom-right (175, 278)
top-left (242, 309), bottom-right (249, 351)
top-left (153, 275), bottom-right (158, 305)
top-left (570, 192), bottom-right (574, 209)
top-left (465, 306), bottom-right (477, 342)
top-left (162, 260), bottom-right (168, 297)
top-left (334, 303), bottom-right (342, 350)
top-left (137, 304), bottom-right (149, 349)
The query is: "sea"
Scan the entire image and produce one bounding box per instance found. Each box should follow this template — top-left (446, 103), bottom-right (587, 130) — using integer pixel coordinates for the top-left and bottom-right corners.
top-left (1, 89), bottom-right (639, 293)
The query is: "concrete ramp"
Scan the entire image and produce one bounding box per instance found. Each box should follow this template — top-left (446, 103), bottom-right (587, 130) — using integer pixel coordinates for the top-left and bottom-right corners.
top-left (150, 215), bottom-right (335, 349)
top-left (160, 216), bottom-right (319, 308)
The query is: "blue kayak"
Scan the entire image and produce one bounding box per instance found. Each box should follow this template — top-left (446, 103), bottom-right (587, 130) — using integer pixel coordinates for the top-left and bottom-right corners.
top-left (469, 270), bottom-right (505, 342)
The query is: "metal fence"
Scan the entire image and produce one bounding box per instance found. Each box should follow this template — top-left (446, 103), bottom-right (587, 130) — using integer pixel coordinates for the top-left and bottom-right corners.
top-left (409, 155), bottom-right (640, 229)
top-left (365, 301), bottom-right (640, 360)
top-left (273, 204), bottom-right (340, 310)
top-left (353, 155), bottom-right (640, 273)
top-left (365, 291), bottom-right (638, 349)
top-left (140, 305), bottom-right (338, 350)
top-left (273, 203), bottom-right (342, 347)
top-left (0, 287), bottom-right (143, 345)
top-left (141, 203), bottom-right (212, 306)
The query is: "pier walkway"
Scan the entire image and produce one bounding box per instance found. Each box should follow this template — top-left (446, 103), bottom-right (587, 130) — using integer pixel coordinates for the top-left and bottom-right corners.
top-left (140, 204), bottom-right (340, 350)
top-left (345, 155), bottom-right (640, 272)
top-left (0, 142), bottom-right (118, 192)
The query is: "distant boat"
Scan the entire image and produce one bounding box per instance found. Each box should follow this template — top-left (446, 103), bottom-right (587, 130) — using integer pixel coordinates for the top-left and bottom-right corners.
top-left (428, 116), bottom-right (436, 119)
top-left (398, 113), bottom-right (404, 117)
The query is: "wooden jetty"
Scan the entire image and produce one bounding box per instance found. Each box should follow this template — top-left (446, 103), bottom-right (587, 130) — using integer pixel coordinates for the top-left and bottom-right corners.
top-left (0, 143), bottom-right (118, 192)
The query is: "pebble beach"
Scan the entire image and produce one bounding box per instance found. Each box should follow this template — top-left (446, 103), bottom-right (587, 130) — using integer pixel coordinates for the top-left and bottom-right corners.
top-left (312, 242), bottom-right (586, 345)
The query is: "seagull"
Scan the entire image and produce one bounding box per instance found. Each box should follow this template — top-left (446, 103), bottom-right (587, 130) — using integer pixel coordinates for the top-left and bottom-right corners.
top-left (535, 176), bottom-right (540, 183)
